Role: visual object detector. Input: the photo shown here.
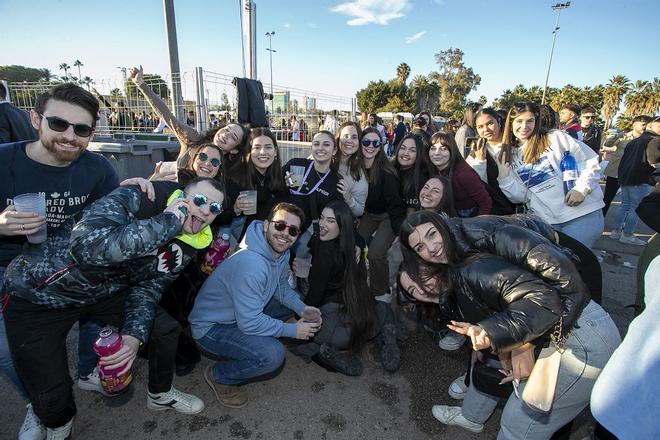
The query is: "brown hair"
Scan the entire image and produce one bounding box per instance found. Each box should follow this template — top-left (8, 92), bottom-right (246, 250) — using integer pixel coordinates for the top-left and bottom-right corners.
top-left (501, 102), bottom-right (550, 164)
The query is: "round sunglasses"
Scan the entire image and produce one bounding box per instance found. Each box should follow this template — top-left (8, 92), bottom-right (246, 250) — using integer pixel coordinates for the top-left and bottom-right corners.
top-left (272, 220), bottom-right (300, 237)
top-left (196, 152), bottom-right (221, 168)
top-left (184, 192), bottom-right (223, 215)
top-left (361, 138), bottom-right (381, 148)
top-left (39, 113), bottom-right (94, 137)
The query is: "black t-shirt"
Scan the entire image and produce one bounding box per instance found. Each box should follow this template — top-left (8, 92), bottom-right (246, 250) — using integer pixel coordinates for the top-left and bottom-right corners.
top-left (0, 141), bottom-right (119, 266)
top-left (283, 158), bottom-right (342, 232)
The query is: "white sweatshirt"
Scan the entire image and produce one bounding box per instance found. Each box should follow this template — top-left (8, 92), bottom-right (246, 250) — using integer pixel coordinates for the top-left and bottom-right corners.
top-left (498, 130), bottom-right (604, 224)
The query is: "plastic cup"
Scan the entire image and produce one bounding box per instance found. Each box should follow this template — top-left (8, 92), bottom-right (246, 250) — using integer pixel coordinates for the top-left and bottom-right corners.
top-left (294, 255), bottom-right (312, 278)
top-left (240, 190), bottom-right (258, 215)
top-left (289, 165), bottom-right (306, 187)
top-left (13, 193), bottom-right (47, 244)
top-left (159, 161), bottom-right (178, 174)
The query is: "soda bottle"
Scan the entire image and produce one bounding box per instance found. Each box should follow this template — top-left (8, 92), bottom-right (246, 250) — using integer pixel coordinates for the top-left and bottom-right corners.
top-left (93, 327), bottom-right (133, 395)
top-left (201, 233), bottom-right (231, 274)
top-left (560, 151), bottom-right (578, 194)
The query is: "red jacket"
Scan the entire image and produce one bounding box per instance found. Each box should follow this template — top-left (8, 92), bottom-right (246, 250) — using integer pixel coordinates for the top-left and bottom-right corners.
top-left (443, 162), bottom-right (492, 215)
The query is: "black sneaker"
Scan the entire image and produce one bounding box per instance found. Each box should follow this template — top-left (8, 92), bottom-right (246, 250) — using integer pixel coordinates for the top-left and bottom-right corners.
top-left (380, 324), bottom-right (401, 372)
top-left (313, 343), bottom-right (363, 376)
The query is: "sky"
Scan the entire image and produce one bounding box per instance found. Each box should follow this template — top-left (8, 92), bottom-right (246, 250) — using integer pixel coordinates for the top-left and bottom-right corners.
top-left (1, 0), bottom-right (658, 110)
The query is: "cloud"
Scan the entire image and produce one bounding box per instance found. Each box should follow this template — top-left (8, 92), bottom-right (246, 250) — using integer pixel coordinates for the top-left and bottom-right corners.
top-left (405, 31), bottom-right (427, 44)
top-left (331, 0), bottom-right (410, 26)
top-left (283, 23), bottom-right (291, 29)
top-left (308, 22), bottom-right (318, 29)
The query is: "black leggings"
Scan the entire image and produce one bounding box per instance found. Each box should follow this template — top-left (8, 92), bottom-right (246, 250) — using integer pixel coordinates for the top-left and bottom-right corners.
top-left (557, 231), bottom-right (602, 304)
top-left (602, 176), bottom-right (619, 217)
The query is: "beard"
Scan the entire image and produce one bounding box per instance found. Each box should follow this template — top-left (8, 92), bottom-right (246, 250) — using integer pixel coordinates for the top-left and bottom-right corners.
top-left (41, 135), bottom-right (87, 163)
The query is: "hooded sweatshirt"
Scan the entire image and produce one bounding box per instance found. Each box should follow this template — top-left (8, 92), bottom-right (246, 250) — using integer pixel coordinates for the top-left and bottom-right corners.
top-left (189, 220), bottom-right (306, 340)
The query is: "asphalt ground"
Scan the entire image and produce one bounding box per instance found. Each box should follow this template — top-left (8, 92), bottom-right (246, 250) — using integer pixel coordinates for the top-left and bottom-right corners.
top-left (0, 192), bottom-right (651, 440)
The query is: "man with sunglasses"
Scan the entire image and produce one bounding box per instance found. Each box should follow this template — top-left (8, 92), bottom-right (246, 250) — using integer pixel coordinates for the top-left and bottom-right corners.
top-left (3, 176), bottom-right (225, 438)
top-left (580, 106), bottom-right (602, 155)
top-left (190, 202), bottom-right (322, 408)
top-left (0, 83), bottom-right (118, 439)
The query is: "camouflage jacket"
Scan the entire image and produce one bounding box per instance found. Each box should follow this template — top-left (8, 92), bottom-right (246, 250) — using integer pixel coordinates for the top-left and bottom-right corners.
top-left (3, 184), bottom-right (193, 343)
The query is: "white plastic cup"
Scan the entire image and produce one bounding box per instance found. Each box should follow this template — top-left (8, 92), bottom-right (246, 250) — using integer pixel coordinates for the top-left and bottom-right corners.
top-left (13, 193), bottom-right (47, 244)
top-left (240, 190), bottom-right (258, 215)
top-left (294, 255), bottom-right (312, 278)
top-left (159, 161), bottom-right (179, 175)
top-left (289, 165), bottom-right (306, 187)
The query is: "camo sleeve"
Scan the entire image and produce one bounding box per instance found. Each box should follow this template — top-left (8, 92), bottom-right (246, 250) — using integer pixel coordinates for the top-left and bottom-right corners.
top-left (69, 187), bottom-right (182, 266)
top-left (120, 278), bottom-right (161, 342)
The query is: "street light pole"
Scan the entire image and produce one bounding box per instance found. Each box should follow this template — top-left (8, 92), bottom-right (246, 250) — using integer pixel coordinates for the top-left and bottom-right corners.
top-left (265, 31), bottom-right (276, 111)
top-left (542, 2), bottom-right (571, 105)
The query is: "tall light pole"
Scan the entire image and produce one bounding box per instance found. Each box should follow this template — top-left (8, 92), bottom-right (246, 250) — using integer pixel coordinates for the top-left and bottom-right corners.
top-left (542, 2), bottom-right (571, 104)
top-left (265, 31), bottom-right (276, 108)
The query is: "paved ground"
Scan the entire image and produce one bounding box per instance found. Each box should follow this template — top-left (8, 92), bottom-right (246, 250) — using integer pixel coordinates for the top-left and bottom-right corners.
top-left (0, 193), bottom-right (651, 440)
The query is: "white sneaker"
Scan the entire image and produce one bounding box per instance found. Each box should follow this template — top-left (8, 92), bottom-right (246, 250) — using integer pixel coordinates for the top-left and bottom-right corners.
top-left (448, 375), bottom-right (468, 400)
top-left (77, 367), bottom-right (111, 396)
top-left (619, 234), bottom-right (646, 246)
top-left (45, 418), bottom-right (73, 440)
top-left (432, 405), bottom-right (484, 433)
top-left (609, 230), bottom-right (622, 240)
top-left (147, 387), bottom-right (205, 414)
top-left (439, 331), bottom-right (465, 351)
top-left (19, 404), bottom-right (46, 440)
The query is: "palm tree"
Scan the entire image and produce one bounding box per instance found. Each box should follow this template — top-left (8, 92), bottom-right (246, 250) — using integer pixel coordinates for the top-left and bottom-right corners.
top-left (81, 76), bottom-right (94, 91)
top-left (396, 63), bottom-right (411, 84)
top-left (602, 75), bottom-right (630, 129)
top-left (58, 63), bottom-right (71, 81)
top-left (73, 60), bottom-right (84, 84)
top-left (624, 80), bottom-right (651, 117)
top-left (409, 75), bottom-right (439, 113)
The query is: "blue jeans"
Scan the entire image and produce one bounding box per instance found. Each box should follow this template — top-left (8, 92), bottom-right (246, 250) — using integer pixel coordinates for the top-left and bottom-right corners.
top-left (1, 266), bottom-right (30, 400)
top-left (195, 298), bottom-right (294, 386)
top-left (551, 209), bottom-right (604, 249)
top-left (612, 185), bottom-right (652, 235)
top-left (461, 301), bottom-right (620, 439)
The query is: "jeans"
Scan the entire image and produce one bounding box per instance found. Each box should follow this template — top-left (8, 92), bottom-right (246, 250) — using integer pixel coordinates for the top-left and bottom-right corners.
top-left (4, 294), bottom-right (128, 428)
top-left (77, 305), bottom-right (181, 394)
top-left (551, 209), bottom-right (604, 249)
top-left (612, 185), bottom-right (652, 235)
top-left (0, 266), bottom-right (30, 400)
top-left (358, 211), bottom-right (396, 296)
top-left (601, 176), bottom-right (619, 217)
top-left (461, 301), bottom-right (620, 439)
top-left (195, 297), bottom-right (294, 386)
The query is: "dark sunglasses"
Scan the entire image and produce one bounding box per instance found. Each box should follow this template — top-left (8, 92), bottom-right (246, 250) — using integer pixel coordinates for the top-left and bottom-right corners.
top-left (272, 220), bottom-right (300, 237)
top-left (582, 115), bottom-right (595, 119)
top-left (39, 114), bottom-right (94, 137)
top-left (196, 152), bottom-right (221, 168)
top-left (361, 138), bottom-right (381, 148)
top-left (185, 193), bottom-right (223, 215)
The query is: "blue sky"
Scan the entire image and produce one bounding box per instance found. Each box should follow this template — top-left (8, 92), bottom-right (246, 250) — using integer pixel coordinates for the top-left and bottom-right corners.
top-left (1, 0), bottom-right (658, 109)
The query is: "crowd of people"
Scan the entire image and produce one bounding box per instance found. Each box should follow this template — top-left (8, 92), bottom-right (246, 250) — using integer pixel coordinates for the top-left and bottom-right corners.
top-left (0, 74), bottom-right (658, 440)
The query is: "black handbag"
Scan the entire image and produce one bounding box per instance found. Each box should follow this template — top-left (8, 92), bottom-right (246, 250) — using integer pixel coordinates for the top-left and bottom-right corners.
top-left (471, 360), bottom-right (514, 399)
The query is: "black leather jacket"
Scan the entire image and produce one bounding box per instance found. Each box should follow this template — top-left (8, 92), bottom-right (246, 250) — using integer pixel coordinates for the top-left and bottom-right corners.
top-left (444, 214), bottom-right (589, 347)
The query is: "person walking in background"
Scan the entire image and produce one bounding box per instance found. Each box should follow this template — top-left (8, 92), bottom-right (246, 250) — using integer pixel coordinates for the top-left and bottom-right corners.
top-left (0, 82), bottom-right (37, 143)
top-left (601, 115), bottom-right (651, 216)
top-left (559, 104), bottom-right (583, 141)
top-left (610, 116), bottom-right (659, 245)
top-left (579, 106), bottom-right (602, 155)
top-left (455, 102), bottom-right (482, 157)
top-left (392, 114), bottom-right (407, 150)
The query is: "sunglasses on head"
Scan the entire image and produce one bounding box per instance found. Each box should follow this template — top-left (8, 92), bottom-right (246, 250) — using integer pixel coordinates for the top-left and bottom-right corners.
top-left (272, 220), bottom-right (300, 237)
top-left (185, 192), bottom-right (223, 215)
top-left (361, 138), bottom-right (381, 148)
top-left (196, 152), bottom-right (221, 168)
top-left (39, 114), bottom-right (94, 137)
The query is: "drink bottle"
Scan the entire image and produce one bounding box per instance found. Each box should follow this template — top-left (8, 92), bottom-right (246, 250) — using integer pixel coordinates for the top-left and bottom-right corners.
top-left (201, 233), bottom-right (231, 274)
top-left (560, 151), bottom-right (578, 194)
top-left (93, 327), bottom-right (133, 395)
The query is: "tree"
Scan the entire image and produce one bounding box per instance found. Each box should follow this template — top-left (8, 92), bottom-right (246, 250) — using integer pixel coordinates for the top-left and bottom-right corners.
top-left (408, 75), bottom-right (440, 114)
top-left (110, 88), bottom-right (122, 99)
top-left (396, 63), bottom-right (411, 84)
top-left (381, 95), bottom-right (407, 113)
top-left (0, 65), bottom-right (53, 82)
top-left (73, 60), bottom-right (83, 84)
top-left (220, 92), bottom-right (230, 111)
top-left (624, 79), bottom-right (659, 116)
top-left (430, 48), bottom-right (481, 117)
top-left (479, 96), bottom-right (488, 105)
top-left (81, 76), bottom-right (94, 91)
top-left (601, 75), bottom-right (631, 129)
top-left (356, 80), bottom-right (391, 113)
top-left (492, 84), bottom-right (551, 110)
top-left (614, 113), bottom-right (632, 132)
top-left (58, 63), bottom-right (70, 81)
top-left (124, 74), bottom-right (169, 100)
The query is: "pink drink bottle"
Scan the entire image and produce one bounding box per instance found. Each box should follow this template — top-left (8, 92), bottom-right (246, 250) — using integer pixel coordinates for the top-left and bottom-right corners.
top-left (201, 233), bottom-right (231, 274)
top-left (93, 327), bottom-right (133, 395)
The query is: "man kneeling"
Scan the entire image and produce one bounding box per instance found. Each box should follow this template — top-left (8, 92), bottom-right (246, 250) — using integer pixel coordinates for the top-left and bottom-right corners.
top-left (3, 177), bottom-right (224, 438)
top-left (189, 202), bottom-right (322, 408)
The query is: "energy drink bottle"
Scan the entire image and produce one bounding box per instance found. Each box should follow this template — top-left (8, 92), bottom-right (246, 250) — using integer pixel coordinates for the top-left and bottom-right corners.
top-left (93, 327), bottom-right (133, 395)
top-left (201, 233), bottom-right (231, 274)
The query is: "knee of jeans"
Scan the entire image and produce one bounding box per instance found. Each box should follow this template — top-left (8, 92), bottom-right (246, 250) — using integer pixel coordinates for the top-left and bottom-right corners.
top-left (34, 377), bottom-right (76, 428)
top-left (257, 341), bottom-right (285, 372)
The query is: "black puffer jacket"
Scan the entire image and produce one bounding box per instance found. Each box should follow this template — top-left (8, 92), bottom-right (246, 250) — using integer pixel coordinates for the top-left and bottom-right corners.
top-left (3, 183), bottom-right (192, 343)
top-left (451, 254), bottom-right (563, 354)
top-left (445, 214), bottom-right (589, 337)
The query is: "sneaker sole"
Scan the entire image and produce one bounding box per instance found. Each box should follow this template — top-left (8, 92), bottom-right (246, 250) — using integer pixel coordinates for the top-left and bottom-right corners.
top-left (204, 365), bottom-right (247, 409)
top-left (431, 406), bottom-right (483, 433)
top-left (77, 380), bottom-right (114, 397)
top-left (146, 400), bottom-right (205, 414)
top-left (447, 388), bottom-right (467, 400)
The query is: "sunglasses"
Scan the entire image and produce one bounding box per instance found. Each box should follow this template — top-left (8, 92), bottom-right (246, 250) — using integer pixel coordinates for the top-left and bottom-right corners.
top-left (361, 139), bottom-right (381, 148)
top-left (272, 220), bottom-right (300, 237)
top-left (196, 152), bottom-right (221, 168)
top-left (185, 192), bottom-right (223, 215)
top-left (39, 114), bottom-right (94, 137)
top-left (582, 115), bottom-right (595, 119)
